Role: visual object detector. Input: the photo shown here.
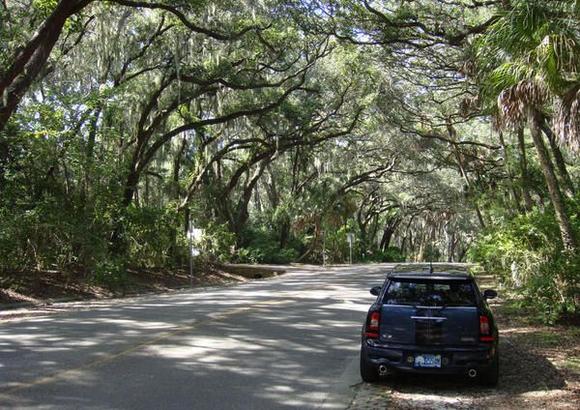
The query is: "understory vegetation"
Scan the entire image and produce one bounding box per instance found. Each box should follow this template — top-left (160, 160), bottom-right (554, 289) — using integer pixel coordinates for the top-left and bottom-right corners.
top-left (469, 196), bottom-right (580, 323)
top-left (0, 0), bottom-right (578, 321)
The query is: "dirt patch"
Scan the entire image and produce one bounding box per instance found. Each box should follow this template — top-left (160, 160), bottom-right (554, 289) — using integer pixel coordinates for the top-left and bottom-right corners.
top-left (0, 263), bottom-right (283, 312)
top-left (349, 274), bottom-right (579, 410)
top-left (218, 264), bottom-right (285, 279)
top-left (0, 270), bottom-right (101, 305)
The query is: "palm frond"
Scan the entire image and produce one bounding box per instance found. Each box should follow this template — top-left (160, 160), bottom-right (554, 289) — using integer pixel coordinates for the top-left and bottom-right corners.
top-left (535, 34), bottom-right (580, 92)
top-left (554, 85), bottom-right (580, 154)
top-left (482, 61), bottom-right (534, 101)
top-left (497, 80), bottom-right (549, 128)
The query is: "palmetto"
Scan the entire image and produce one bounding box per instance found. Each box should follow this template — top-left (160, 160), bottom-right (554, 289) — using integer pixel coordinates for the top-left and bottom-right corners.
top-left (477, 0), bottom-right (580, 150)
top-left (474, 0), bottom-right (579, 251)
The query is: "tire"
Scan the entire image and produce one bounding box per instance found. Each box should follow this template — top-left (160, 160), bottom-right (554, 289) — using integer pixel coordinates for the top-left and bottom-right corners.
top-left (360, 348), bottom-right (379, 383)
top-left (480, 351), bottom-right (499, 387)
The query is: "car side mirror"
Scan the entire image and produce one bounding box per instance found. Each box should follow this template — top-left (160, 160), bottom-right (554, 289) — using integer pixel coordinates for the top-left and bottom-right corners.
top-left (370, 286), bottom-right (382, 296)
top-left (483, 289), bottom-right (497, 300)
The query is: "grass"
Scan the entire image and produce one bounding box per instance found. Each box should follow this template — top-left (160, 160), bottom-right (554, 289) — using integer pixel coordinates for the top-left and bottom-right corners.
top-left (562, 357), bottom-right (580, 372)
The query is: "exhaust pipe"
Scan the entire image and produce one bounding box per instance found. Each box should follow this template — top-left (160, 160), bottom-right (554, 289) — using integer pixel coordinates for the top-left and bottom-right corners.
top-left (378, 364), bottom-right (388, 376)
top-left (467, 368), bottom-right (477, 378)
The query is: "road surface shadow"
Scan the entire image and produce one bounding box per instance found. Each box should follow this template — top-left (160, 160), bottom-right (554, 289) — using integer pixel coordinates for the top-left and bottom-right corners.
top-left (0, 264), bottom-right (391, 409)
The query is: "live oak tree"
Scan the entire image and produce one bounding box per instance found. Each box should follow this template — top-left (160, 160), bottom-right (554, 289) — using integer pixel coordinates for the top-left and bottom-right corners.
top-left (0, 0), bottom-right (577, 319)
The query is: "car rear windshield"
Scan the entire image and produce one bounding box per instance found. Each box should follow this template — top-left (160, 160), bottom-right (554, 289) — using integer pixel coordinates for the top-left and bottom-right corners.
top-left (382, 279), bottom-right (477, 307)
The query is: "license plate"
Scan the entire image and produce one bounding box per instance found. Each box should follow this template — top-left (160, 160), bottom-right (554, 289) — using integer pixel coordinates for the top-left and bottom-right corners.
top-left (414, 354), bottom-right (441, 368)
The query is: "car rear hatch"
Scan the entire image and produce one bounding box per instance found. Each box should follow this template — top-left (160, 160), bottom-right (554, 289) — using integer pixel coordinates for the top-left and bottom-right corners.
top-left (379, 278), bottom-right (479, 346)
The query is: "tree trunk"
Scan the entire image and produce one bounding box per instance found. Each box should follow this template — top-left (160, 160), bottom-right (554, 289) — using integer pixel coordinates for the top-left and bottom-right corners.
top-left (173, 137), bottom-right (187, 199)
top-left (232, 158), bottom-right (270, 242)
top-left (379, 224), bottom-right (394, 251)
top-left (446, 121), bottom-right (486, 228)
top-left (123, 170), bottom-right (140, 208)
top-left (498, 131), bottom-right (523, 213)
top-left (516, 128), bottom-right (535, 211)
top-left (416, 223), bottom-right (426, 262)
top-left (265, 164), bottom-right (280, 208)
top-left (445, 220), bottom-right (456, 263)
top-left (0, 0), bottom-right (92, 132)
top-left (297, 221), bottom-right (321, 263)
top-left (357, 211), bottom-right (368, 258)
top-left (529, 111), bottom-right (577, 251)
top-left (110, 169), bottom-right (139, 255)
top-left (169, 137), bottom-right (187, 261)
top-left (80, 105), bottom-right (102, 208)
top-left (279, 221), bottom-right (290, 249)
top-left (379, 228), bottom-right (392, 251)
top-left (541, 122), bottom-right (575, 198)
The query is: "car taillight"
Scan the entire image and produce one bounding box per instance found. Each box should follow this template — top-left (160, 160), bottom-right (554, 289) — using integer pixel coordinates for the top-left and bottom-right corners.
top-left (479, 315), bottom-right (494, 342)
top-left (365, 311), bottom-right (380, 339)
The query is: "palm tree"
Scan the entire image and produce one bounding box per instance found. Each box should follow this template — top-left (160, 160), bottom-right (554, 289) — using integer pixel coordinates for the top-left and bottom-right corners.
top-left (475, 0), bottom-right (579, 251)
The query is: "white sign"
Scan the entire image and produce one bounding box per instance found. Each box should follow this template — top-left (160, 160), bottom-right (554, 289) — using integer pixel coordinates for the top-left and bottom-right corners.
top-left (188, 227), bottom-right (204, 258)
top-left (188, 228), bottom-right (204, 241)
top-left (347, 233), bottom-right (355, 265)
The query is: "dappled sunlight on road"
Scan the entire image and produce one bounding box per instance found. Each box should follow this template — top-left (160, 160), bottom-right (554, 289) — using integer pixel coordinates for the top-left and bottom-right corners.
top-left (0, 264), bottom-right (392, 409)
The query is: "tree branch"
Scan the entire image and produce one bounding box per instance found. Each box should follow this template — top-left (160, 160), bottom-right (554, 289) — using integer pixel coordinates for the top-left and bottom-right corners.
top-left (107, 0), bottom-right (266, 41)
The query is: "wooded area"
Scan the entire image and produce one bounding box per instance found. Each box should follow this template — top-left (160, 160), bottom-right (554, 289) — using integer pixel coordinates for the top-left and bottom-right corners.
top-left (0, 0), bottom-right (578, 321)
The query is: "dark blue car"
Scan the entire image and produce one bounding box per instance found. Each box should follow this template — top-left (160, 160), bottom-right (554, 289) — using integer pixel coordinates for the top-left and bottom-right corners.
top-left (360, 264), bottom-right (499, 386)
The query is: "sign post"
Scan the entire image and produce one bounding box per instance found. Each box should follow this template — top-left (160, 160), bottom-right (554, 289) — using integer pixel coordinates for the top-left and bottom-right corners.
top-left (347, 233), bottom-right (355, 265)
top-left (322, 230), bottom-right (326, 267)
top-left (187, 227), bottom-right (204, 287)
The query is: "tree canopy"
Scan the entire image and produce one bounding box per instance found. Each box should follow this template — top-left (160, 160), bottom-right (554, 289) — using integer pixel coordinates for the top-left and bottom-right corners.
top-left (1, 0), bottom-right (578, 321)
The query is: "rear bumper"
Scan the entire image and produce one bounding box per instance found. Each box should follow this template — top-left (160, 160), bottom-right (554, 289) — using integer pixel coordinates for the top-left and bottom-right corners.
top-left (363, 339), bottom-right (496, 375)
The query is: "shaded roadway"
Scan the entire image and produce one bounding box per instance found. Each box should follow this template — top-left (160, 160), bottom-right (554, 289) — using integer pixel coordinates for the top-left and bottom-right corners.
top-left (0, 264), bottom-right (394, 409)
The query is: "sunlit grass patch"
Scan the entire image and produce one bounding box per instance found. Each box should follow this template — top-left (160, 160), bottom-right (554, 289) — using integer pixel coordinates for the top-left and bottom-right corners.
top-left (561, 357), bottom-right (580, 373)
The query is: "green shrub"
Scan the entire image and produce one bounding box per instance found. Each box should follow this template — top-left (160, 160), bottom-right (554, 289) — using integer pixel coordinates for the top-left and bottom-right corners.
top-left (125, 205), bottom-right (182, 267)
top-left (202, 222), bottom-right (237, 262)
top-left (91, 257), bottom-right (128, 289)
top-left (0, 200), bottom-right (110, 272)
top-left (235, 247), bottom-right (263, 264)
top-left (235, 227), bottom-right (300, 264)
top-left (468, 199), bottom-right (579, 323)
top-left (363, 247), bottom-right (406, 263)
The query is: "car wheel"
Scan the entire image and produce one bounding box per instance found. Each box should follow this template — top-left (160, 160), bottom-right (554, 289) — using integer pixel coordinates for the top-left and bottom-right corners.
top-left (360, 348), bottom-right (379, 383)
top-left (480, 351), bottom-right (499, 387)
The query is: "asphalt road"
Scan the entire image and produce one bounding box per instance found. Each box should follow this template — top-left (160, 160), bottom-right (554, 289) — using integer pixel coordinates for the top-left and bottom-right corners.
top-left (0, 264), bottom-right (394, 409)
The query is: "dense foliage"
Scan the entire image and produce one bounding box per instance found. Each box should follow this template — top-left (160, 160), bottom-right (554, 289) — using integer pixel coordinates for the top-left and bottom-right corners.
top-left (0, 1), bottom-right (578, 321)
top-left (469, 195), bottom-right (580, 323)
